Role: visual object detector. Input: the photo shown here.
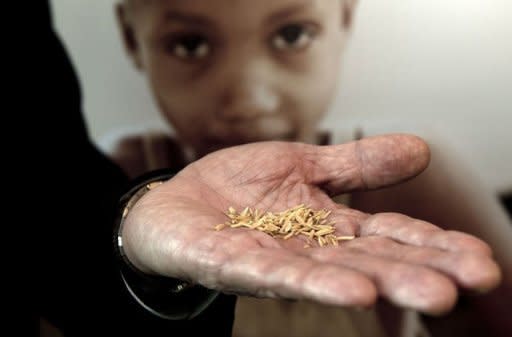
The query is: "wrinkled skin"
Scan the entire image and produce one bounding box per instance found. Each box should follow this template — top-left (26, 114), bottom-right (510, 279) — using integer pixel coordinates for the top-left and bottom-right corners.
top-left (122, 134), bottom-right (501, 315)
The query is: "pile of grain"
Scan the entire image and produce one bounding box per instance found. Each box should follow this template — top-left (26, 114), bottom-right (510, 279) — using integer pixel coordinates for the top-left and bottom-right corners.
top-left (215, 204), bottom-right (354, 247)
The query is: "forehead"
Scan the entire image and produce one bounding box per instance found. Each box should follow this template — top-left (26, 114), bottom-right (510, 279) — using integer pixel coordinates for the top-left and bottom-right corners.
top-left (131, 0), bottom-right (341, 29)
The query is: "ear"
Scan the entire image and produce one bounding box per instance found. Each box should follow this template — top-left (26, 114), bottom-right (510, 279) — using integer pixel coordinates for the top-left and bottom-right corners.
top-left (116, 3), bottom-right (143, 70)
top-left (342, 0), bottom-right (358, 30)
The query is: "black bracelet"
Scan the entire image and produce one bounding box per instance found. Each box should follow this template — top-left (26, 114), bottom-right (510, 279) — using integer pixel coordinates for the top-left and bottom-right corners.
top-left (114, 169), bottom-right (220, 320)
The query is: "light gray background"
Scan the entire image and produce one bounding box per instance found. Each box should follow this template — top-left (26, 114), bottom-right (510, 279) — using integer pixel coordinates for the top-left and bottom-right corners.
top-left (51, 0), bottom-right (511, 193)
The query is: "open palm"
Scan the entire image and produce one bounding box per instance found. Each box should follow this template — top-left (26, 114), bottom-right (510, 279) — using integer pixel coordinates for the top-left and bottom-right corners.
top-left (122, 134), bottom-right (500, 315)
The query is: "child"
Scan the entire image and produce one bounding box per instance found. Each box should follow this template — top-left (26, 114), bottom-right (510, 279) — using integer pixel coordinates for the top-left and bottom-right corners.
top-left (109, 0), bottom-right (512, 336)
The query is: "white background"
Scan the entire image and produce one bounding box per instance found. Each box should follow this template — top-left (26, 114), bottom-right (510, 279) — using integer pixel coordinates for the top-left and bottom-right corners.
top-left (51, 0), bottom-right (511, 194)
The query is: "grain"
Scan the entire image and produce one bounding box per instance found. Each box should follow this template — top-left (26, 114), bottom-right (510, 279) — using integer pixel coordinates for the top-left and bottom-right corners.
top-left (214, 204), bottom-right (355, 247)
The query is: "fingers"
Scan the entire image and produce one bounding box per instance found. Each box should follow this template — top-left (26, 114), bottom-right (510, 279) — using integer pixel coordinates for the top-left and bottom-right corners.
top-left (307, 247), bottom-right (458, 315)
top-left (360, 213), bottom-right (493, 256)
top-left (309, 134), bottom-right (430, 194)
top-left (213, 247), bottom-right (377, 308)
top-left (313, 210), bottom-right (502, 312)
top-left (344, 236), bottom-right (501, 292)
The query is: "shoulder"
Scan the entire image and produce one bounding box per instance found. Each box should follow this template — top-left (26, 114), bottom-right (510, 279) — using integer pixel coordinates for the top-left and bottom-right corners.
top-left (100, 127), bottom-right (185, 178)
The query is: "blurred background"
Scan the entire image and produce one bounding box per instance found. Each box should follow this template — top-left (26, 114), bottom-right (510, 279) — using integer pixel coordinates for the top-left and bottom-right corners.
top-left (51, 0), bottom-right (511, 195)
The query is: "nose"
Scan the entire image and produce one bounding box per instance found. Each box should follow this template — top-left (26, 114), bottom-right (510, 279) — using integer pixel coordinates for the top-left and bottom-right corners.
top-left (218, 60), bottom-right (280, 122)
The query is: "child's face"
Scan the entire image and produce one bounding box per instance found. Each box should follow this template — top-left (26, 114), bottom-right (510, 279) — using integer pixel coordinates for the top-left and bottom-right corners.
top-left (119, 0), bottom-right (354, 157)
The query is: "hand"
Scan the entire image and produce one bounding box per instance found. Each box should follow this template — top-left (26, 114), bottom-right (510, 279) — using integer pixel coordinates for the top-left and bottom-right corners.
top-left (121, 134), bottom-right (501, 315)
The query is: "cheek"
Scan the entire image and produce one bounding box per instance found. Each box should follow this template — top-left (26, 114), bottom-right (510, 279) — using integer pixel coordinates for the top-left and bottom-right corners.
top-left (147, 64), bottom-right (213, 120)
top-left (294, 84), bottom-right (334, 124)
top-left (282, 60), bottom-right (341, 125)
top-left (296, 42), bottom-right (344, 120)
top-left (146, 54), bottom-right (216, 112)
top-left (149, 78), bottom-right (212, 141)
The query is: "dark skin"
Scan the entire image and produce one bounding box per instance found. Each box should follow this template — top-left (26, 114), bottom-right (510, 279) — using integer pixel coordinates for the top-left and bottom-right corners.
top-left (121, 134), bottom-right (501, 315)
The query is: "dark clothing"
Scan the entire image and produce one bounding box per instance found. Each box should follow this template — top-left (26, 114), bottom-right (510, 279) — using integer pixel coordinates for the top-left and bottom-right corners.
top-left (36, 1), bottom-right (235, 336)
top-left (501, 192), bottom-right (512, 219)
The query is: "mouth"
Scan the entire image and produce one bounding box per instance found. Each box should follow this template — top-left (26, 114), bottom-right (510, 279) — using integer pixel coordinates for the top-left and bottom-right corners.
top-left (199, 116), bottom-right (297, 153)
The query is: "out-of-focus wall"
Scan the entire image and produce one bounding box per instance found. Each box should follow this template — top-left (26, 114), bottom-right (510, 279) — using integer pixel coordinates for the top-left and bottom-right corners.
top-left (51, 0), bottom-right (511, 193)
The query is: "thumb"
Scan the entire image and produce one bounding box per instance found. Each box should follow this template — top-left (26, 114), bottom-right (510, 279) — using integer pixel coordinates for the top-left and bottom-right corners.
top-left (307, 133), bottom-right (430, 194)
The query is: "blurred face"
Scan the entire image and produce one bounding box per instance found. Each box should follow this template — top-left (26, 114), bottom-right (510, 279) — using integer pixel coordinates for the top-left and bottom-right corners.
top-left (119, 0), bottom-right (354, 158)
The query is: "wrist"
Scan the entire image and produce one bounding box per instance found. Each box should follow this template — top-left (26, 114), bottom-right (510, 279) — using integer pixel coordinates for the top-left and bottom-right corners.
top-left (116, 170), bottom-right (170, 277)
top-left (118, 180), bottom-right (162, 275)
top-left (114, 169), bottom-right (220, 320)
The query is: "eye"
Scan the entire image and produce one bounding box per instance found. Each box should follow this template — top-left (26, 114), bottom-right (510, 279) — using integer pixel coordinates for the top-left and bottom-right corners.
top-left (271, 23), bottom-right (317, 51)
top-left (168, 34), bottom-right (211, 60)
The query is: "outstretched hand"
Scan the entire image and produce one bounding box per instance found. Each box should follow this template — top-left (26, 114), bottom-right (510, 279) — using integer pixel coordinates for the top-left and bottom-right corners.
top-left (121, 134), bottom-right (501, 315)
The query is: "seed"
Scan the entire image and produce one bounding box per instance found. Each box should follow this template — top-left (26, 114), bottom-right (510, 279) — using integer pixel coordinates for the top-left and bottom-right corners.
top-left (283, 232), bottom-right (295, 240)
top-left (314, 228), bottom-right (335, 236)
top-left (214, 205), bottom-right (356, 247)
top-left (214, 223), bottom-right (226, 231)
top-left (336, 235), bottom-right (356, 241)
